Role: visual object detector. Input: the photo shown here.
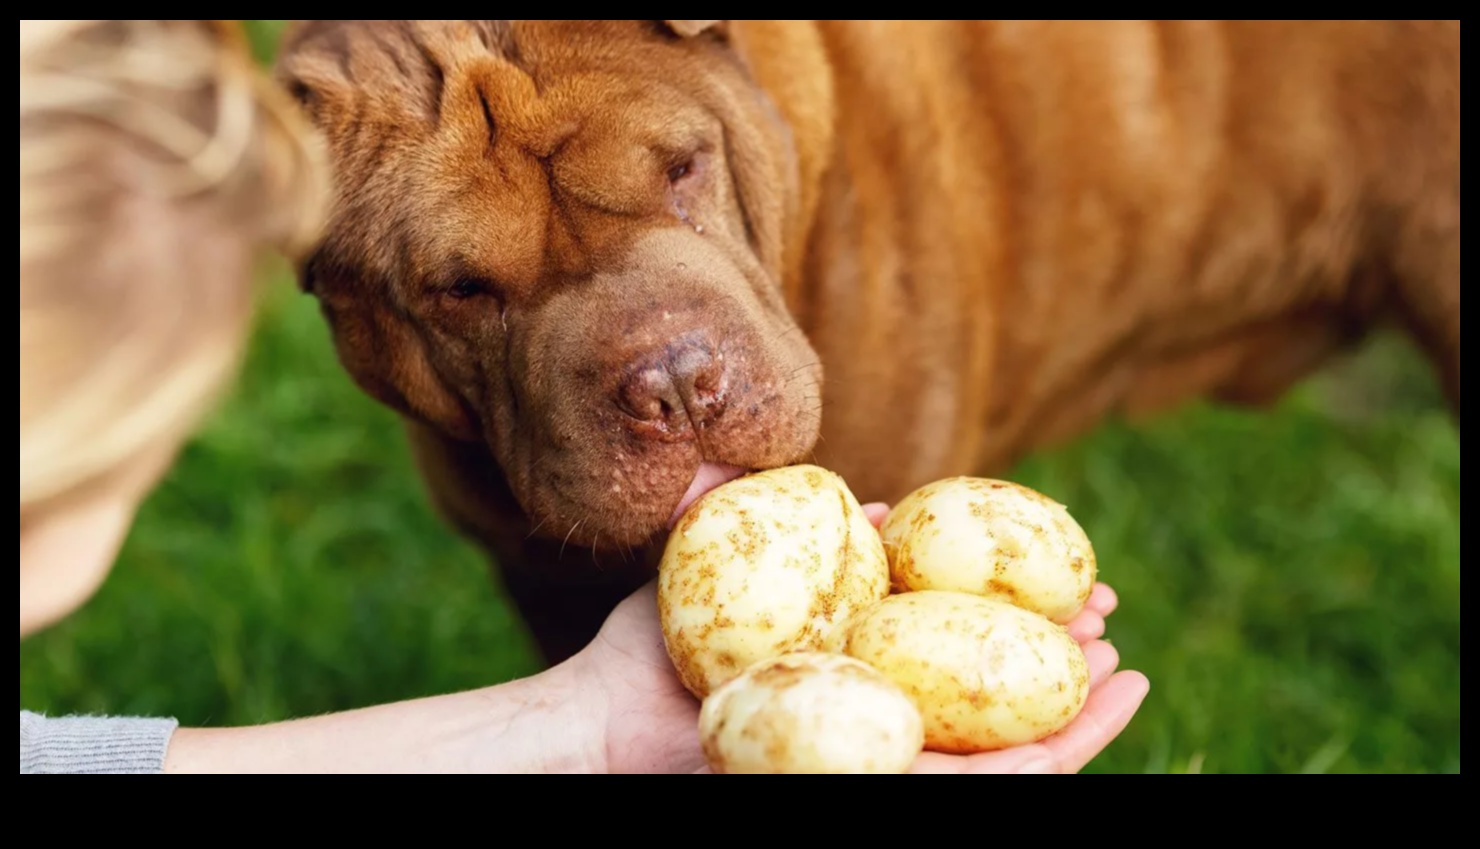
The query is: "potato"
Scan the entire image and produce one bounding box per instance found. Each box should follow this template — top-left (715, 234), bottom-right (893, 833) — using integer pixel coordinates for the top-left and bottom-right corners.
top-left (830, 590), bottom-right (1090, 753)
top-left (699, 652), bottom-right (925, 774)
top-left (658, 464), bottom-right (890, 698)
top-left (880, 476), bottom-right (1096, 624)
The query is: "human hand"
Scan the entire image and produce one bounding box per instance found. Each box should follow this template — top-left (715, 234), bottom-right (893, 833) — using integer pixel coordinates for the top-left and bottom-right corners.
top-left (573, 502), bottom-right (1149, 774)
top-left (162, 501), bottom-right (1144, 774)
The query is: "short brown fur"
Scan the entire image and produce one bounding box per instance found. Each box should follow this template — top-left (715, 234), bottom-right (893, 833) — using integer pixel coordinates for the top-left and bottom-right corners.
top-left (275, 21), bottom-right (1460, 664)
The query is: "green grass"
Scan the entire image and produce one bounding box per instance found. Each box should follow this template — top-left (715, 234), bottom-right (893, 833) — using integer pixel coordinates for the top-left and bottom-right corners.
top-left (17, 21), bottom-right (1461, 773)
top-left (1010, 336), bottom-right (1460, 774)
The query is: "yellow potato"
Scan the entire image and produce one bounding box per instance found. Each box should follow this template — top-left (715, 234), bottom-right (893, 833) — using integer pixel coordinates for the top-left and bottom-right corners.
top-left (658, 464), bottom-right (890, 698)
top-left (699, 652), bottom-right (925, 774)
top-left (830, 590), bottom-right (1090, 753)
top-left (880, 476), bottom-right (1096, 624)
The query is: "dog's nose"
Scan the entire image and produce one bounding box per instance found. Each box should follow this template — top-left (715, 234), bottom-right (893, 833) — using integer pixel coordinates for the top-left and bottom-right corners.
top-left (617, 339), bottom-right (728, 436)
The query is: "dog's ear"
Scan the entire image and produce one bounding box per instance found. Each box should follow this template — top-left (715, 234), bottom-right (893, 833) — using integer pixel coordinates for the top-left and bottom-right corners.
top-left (663, 20), bottom-right (727, 38)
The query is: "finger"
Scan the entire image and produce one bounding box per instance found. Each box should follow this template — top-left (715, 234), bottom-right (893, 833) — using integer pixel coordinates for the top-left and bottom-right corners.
top-left (1065, 611), bottom-right (1105, 643)
top-left (1039, 670), bottom-right (1150, 774)
top-left (906, 642), bottom-right (1129, 775)
top-left (1085, 583), bottom-right (1118, 617)
top-left (1083, 638), bottom-right (1121, 690)
top-left (909, 743), bottom-right (1058, 774)
top-left (861, 502), bottom-right (891, 528)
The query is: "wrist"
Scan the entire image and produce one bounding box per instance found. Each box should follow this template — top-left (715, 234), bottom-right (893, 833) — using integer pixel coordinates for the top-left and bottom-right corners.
top-left (456, 659), bottom-right (606, 774)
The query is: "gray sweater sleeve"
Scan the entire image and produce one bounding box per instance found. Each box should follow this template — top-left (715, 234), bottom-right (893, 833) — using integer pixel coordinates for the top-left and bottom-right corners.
top-left (20, 711), bottom-right (178, 774)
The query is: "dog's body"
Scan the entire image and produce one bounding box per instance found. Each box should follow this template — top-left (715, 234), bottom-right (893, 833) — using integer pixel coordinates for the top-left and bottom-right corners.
top-left (276, 20), bottom-right (1460, 664)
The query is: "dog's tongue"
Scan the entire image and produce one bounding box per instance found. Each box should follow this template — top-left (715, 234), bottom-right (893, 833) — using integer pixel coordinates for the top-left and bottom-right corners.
top-left (667, 462), bottom-right (749, 530)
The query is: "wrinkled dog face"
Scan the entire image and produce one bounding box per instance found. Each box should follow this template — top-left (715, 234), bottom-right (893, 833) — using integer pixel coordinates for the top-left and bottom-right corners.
top-left (276, 21), bottom-right (822, 549)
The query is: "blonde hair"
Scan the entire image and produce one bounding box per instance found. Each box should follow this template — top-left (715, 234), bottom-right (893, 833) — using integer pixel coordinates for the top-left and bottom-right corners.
top-left (19, 20), bottom-right (328, 526)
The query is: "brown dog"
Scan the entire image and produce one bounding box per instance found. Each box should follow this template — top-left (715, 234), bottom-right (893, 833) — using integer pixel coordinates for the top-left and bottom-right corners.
top-left (273, 20), bottom-right (1460, 665)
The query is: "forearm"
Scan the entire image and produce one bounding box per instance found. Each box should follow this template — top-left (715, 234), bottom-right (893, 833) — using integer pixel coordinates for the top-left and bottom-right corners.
top-left (164, 663), bottom-right (600, 774)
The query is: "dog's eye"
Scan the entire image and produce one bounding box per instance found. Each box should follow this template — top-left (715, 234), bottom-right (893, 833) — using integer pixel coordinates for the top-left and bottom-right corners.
top-left (667, 160), bottom-right (692, 183)
top-left (447, 277), bottom-right (489, 300)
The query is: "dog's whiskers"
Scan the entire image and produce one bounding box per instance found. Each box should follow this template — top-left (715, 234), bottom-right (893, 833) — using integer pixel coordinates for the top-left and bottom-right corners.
top-left (525, 515), bottom-right (549, 540)
top-left (782, 361), bottom-right (820, 381)
top-left (766, 321), bottom-right (808, 345)
top-left (559, 519), bottom-right (583, 561)
top-left (617, 507), bottom-right (637, 565)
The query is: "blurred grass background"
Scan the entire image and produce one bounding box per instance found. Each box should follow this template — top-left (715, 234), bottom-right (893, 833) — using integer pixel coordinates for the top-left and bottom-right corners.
top-left (17, 21), bottom-right (1460, 774)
